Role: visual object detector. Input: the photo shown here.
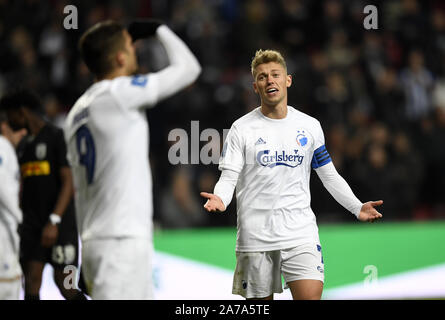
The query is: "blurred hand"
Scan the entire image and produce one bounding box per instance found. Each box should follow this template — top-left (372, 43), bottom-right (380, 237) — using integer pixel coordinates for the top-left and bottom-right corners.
top-left (200, 192), bottom-right (226, 212)
top-left (0, 122), bottom-right (27, 148)
top-left (358, 200), bottom-right (383, 222)
top-left (41, 222), bottom-right (59, 248)
top-left (127, 19), bottom-right (163, 42)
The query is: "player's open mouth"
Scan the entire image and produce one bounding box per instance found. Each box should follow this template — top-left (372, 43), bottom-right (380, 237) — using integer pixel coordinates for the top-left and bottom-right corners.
top-left (266, 88), bottom-right (278, 94)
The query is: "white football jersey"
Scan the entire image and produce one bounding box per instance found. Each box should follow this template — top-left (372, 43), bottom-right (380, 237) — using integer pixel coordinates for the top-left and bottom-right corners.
top-left (0, 135), bottom-right (22, 279)
top-left (64, 76), bottom-right (157, 241)
top-left (64, 25), bottom-right (201, 241)
top-left (219, 106), bottom-right (331, 252)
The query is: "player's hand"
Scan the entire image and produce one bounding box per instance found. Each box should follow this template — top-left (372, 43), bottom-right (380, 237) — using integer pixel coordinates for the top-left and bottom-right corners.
top-left (200, 192), bottom-right (226, 212)
top-left (358, 200), bottom-right (383, 223)
top-left (41, 222), bottom-right (59, 248)
top-left (127, 19), bottom-right (163, 42)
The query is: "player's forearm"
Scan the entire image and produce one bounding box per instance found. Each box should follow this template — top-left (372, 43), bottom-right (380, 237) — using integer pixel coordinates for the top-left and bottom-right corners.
top-left (214, 169), bottom-right (239, 210)
top-left (154, 25), bottom-right (201, 101)
top-left (51, 167), bottom-right (74, 218)
top-left (315, 162), bottom-right (363, 218)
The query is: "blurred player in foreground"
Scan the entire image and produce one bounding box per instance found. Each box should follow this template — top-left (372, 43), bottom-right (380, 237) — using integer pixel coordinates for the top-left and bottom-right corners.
top-left (64, 20), bottom-right (201, 299)
top-left (0, 90), bottom-right (86, 300)
top-left (0, 115), bottom-right (26, 300)
top-left (201, 50), bottom-right (383, 300)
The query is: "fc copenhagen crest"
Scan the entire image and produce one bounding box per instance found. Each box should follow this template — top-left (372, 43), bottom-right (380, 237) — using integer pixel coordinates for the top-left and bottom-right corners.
top-left (296, 130), bottom-right (308, 147)
top-left (36, 143), bottom-right (47, 160)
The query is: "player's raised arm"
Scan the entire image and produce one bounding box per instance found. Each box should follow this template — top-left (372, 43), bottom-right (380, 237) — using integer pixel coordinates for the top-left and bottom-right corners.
top-left (128, 19), bottom-right (202, 103)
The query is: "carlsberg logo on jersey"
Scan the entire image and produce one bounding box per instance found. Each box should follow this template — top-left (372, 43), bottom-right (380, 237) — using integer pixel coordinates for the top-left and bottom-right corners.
top-left (257, 150), bottom-right (304, 168)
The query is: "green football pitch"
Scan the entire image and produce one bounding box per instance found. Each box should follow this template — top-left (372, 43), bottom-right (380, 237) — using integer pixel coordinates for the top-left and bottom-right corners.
top-left (154, 220), bottom-right (445, 290)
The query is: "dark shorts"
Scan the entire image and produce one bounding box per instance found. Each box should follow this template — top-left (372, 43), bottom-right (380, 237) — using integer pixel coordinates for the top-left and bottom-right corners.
top-left (20, 212), bottom-right (79, 270)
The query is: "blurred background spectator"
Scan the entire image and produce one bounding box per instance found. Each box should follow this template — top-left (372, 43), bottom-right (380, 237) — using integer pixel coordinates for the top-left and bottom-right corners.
top-left (1, 0), bottom-right (444, 227)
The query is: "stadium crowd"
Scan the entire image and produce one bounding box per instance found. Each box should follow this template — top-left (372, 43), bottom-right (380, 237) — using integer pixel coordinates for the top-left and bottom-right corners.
top-left (1, 0), bottom-right (444, 227)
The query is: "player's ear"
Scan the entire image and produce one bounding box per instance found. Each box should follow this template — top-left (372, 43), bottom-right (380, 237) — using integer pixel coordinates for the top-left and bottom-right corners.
top-left (253, 81), bottom-right (258, 94)
top-left (115, 51), bottom-right (126, 67)
top-left (286, 74), bottom-right (292, 88)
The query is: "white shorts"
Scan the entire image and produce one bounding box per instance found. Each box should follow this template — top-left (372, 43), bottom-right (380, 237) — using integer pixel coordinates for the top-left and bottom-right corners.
top-left (232, 242), bottom-right (324, 299)
top-left (81, 237), bottom-right (153, 300)
top-left (0, 278), bottom-right (21, 300)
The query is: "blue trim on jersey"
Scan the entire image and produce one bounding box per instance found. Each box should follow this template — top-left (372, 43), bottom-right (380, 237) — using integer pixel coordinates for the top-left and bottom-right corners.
top-left (311, 145), bottom-right (332, 169)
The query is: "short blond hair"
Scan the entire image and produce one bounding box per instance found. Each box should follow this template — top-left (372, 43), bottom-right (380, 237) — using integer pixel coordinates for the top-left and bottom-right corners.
top-left (251, 49), bottom-right (287, 77)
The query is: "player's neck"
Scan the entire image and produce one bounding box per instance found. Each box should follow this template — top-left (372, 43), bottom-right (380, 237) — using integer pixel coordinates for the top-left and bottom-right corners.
top-left (97, 68), bottom-right (128, 82)
top-left (260, 102), bottom-right (288, 119)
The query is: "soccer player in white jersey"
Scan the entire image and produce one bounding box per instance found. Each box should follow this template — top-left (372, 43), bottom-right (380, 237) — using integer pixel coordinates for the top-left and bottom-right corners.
top-left (64, 20), bottom-right (201, 299)
top-left (0, 115), bottom-right (26, 299)
top-left (200, 50), bottom-right (383, 300)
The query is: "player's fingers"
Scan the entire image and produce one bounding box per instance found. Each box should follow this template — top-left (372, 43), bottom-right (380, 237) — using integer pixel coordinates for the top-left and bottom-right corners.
top-left (371, 200), bottom-right (383, 207)
top-left (203, 201), bottom-right (217, 212)
top-left (372, 209), bottom-right (382, 218)
top-left (200, 192), bottom-right (213, 199)
top-left (369, 212), bottom-right (382, 222)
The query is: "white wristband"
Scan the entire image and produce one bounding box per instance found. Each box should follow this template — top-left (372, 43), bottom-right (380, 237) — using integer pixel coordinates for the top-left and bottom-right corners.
top-left (49, 213), bottom-right (61, 225)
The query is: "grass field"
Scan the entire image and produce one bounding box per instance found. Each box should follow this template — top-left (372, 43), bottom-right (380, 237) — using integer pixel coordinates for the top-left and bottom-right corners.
top-left (154, 220), bottom-right (445, 292)
top-left (36, 220), bottom-right (445, 299)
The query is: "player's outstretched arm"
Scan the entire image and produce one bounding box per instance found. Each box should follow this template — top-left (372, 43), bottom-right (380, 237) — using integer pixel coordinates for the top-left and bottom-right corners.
top-left (315, 162), bottom-right (383, 222)
top-left (200, 192), bottom-right (226, 212)
top-left (200, 169), bottom-right (239, 213)
top-left (357, 200), bottom-right (383, 222)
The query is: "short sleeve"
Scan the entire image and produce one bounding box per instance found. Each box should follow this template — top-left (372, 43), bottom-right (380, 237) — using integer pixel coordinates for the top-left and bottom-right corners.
top-left (311, 120), bottom-right (332, 169)
top-left (218, 125), bottom-right (244, 173)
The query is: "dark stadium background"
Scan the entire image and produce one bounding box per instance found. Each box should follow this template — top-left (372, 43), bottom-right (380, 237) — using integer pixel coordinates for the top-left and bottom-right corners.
top-left (1, 0), bottom-right (444, 299)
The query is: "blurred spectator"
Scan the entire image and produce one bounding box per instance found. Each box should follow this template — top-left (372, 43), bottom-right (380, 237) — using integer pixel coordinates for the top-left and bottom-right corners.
top-left (399, 50), bottom-right (434, 121)
top-left (161, 165), bottom-right (209, 229)
top-left (374, 67), bottom-right (405, 129)
top-left (43, 95), bottom-right (66, 128)
top-left (390, 131), bottom-right (423, 219)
